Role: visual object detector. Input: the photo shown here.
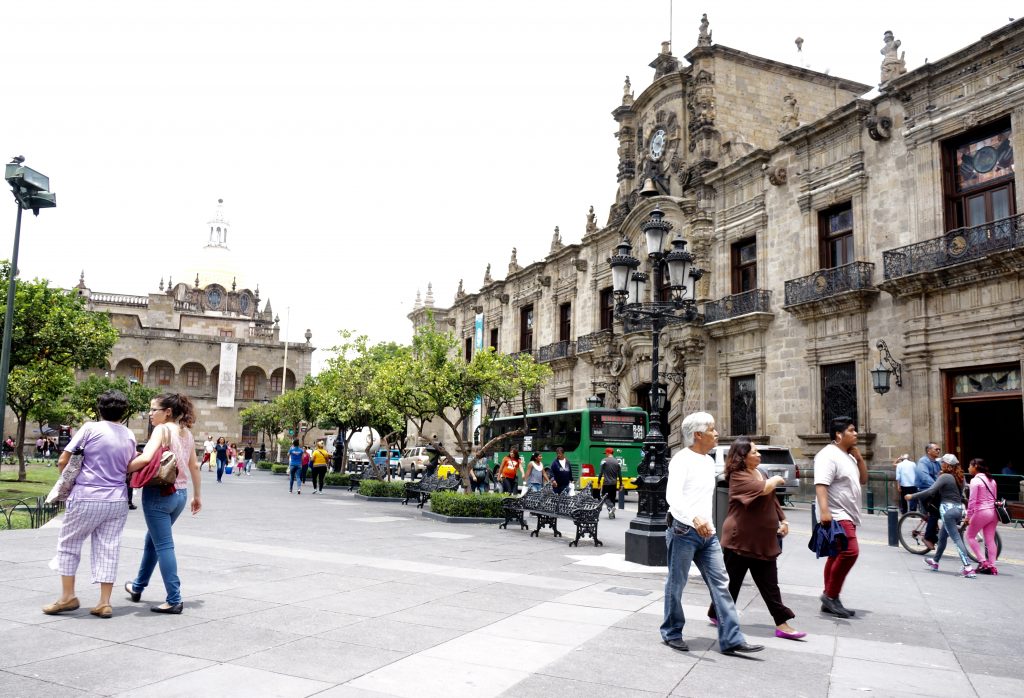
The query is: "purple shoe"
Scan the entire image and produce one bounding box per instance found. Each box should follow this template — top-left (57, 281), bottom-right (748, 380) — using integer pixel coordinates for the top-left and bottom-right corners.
top-left (708, 617), bottom-right (718, 627)
top-left (775, 628), bottom-right (807, 640)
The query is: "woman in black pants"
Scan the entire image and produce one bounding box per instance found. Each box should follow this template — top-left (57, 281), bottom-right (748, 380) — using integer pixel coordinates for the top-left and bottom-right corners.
top-left (309, 441), bottom-right (330, 494)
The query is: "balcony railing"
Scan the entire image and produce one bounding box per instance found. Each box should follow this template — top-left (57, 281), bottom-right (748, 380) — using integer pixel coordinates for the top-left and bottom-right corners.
top-left (576, 329), bottom-right (611, 353)
top-left (704, 289), bottom-right (772, 323)
top-left (537, 340), bottom-right (576, 362)
top-left (91, 292), bottom-right (148, 307)
top-left (248, 326), bottom-right (276, 339)
top-left (784, 261), bottom-right (875, 307)
top-left (882, 213), bottom-right (1024, 280)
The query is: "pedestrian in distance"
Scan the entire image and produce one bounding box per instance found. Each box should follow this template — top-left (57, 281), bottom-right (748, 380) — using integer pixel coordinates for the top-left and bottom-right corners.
top-left (660, 411), bottom-right (764, 656)
top-left (524, 452), bottom-right (547, 492)
top-left (964, 458), bottom-right (1000, 575)
top-left (228, 442), bottom-right (238, 475)
top-left (202, 435), bottom-right (215, 471)
top-left (707, 437), bottom-right (804, 641)
top-left (214, 437), bottom-right (228, 482)
top-left (125, 393), bottom-right (203, 614)
top-left (301, 446), bottom-right (312, 484)
top-left (288, 439), bottom-right (304, 494)
top-left (907, 454), bottom-right (975, 577)
top-left (470, 457), bottom-right (492, 493)
top-left (548, 446), bottom-right (573, 494)
top-left (310, 441), bottom-right (330, 493)
top-left (815, 416), bottom-right (868, 618)
top-left (44, 390), bottom-right (137, 619)
top-left (915, 443), bottom-right (942, 550)
top-left (598, 447), bottom-right (623, 518)
top-left (894, 454), bottom-right (917, 513)
top-left (498, 448), bottom-right (523, 494)
top-left (243, 443), bottom-right (255, 474)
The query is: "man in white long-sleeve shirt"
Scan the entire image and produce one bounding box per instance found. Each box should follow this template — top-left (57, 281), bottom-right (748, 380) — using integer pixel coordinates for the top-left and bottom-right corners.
top-left (660, 412), bottom-right (764, 656)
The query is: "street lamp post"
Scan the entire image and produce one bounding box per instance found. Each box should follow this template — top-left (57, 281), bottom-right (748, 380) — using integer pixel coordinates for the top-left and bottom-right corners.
top-left (1, 158), bottom-right (57, 441)
top-left (607, 203), bottom-right (702, 566)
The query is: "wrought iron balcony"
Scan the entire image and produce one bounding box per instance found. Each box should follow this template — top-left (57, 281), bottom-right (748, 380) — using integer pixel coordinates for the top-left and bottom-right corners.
top-left (784, 261), bottom-right (875, 307)
top-left (576, 329), bottom-right (612, 354)
top-left (704, 289), bottom-right (772, 323)
top-left (537, 340), bottom-right (576, 362)
top-left (882, 213), bottom-right (1024, 280)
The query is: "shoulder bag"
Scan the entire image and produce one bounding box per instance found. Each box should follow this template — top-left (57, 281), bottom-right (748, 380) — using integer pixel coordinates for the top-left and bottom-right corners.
top-left (980, 477), bottom-right (1011, 524)
top-left (130, 426), bottom-right (178, 489)
top-left (45, 447), bottom-right (85, 504)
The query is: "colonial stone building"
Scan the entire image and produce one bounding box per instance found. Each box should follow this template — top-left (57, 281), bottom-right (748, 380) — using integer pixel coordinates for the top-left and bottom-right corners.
top-left (410, 17), bottom-right (1024, 475)
top-left (74, 200), bottom-right (315, 443)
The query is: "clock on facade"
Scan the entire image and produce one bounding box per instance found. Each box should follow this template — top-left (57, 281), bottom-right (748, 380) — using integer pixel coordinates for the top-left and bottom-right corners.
top-left (207, 289), bottom-right (222, 309)
top-left (649, 129), bottom-right (666, 159)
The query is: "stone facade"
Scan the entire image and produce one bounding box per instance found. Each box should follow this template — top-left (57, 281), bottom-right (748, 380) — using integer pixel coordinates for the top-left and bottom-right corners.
top-left (411, 19), bottom-right (1024, 472)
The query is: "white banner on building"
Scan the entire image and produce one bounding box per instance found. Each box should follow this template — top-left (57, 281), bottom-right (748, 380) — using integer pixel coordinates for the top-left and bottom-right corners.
top-left (217, 342), bottom-right (238, 408)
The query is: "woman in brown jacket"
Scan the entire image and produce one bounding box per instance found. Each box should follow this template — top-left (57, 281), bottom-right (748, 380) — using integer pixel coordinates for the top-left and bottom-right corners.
top-left (708, 437), bottom-right (805, 640)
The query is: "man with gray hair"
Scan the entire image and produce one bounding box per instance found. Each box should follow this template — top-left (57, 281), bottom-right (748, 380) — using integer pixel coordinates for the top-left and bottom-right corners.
top-left (660, 411), bottom-right (763, 656)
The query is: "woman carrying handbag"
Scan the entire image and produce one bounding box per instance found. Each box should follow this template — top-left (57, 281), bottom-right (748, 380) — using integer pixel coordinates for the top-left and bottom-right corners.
top-left (124, 393), bottom-right (203, 614)
top-left (964, 458), bottom-right (1001, 575)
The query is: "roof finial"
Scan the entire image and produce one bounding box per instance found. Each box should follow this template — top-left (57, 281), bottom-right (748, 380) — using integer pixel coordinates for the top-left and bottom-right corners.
top-left (414, 289), bottom-right (423, 310)
top-left (195, 274), bottom-right (200, 288)
top-left (76, 271), bottom-right (86, 289)
top-left (424, 282), bottom-right (435, 307)
top-left (159, 277), bottom-right (164, 291)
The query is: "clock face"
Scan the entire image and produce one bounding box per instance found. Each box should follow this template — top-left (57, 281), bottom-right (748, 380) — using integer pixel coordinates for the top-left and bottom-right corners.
top-left (650, 129), bottom-right (666, 159)
top-left (207, 289), bottom-right (222, 309)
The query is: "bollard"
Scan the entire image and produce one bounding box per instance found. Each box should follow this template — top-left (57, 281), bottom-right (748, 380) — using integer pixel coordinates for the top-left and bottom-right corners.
top-left (867, 490), bottom-right (875, 514)
top-left (618, 488), bottom-right (626, 509)
top-left (887, 506), bottom-right (899, 546)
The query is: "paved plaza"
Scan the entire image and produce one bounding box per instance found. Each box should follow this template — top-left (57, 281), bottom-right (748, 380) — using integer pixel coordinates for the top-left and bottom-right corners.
top-left (1, 471), bottom-right (1022, 697)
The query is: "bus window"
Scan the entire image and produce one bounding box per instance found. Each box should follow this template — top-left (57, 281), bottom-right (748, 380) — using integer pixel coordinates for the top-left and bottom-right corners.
top-left (590, 412), bottom-right (646, 441)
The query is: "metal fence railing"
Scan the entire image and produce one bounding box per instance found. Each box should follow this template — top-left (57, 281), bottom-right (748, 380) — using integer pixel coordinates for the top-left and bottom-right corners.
top-left (1, 496), bottom-right (65, 530)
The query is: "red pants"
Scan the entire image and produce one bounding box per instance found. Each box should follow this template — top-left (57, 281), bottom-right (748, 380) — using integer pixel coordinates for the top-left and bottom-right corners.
top-left (823, 519), bottom-right (859, 598)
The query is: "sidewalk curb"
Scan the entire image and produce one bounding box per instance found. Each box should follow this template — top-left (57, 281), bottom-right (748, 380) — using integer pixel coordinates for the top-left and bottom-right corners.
top-left (421, 510), bottom-right (503, 525)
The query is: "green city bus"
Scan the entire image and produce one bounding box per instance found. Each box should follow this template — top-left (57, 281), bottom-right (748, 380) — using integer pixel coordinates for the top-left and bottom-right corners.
top-left (486, 407), bottom-right (648, 491)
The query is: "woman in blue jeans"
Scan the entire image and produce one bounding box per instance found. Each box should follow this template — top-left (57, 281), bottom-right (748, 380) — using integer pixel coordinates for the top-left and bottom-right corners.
top-left (125, 393), bottom-right (203, 614)
top-left (288, 439), bottom-right (304, 494)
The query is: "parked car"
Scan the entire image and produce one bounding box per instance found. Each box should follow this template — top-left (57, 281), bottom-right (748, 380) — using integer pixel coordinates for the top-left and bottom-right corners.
top-left (372, 449), bottom-right (400, 475)
top-left (398, 446), bottom-right (438, 478)
top-left (710, 444), bottom-right (798, 506)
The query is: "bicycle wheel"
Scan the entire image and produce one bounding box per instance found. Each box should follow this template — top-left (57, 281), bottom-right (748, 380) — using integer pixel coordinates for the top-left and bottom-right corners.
top-left (898, 512), bottom-right (929, 555)
top-left (962, 527), bottom-right (1002, 562)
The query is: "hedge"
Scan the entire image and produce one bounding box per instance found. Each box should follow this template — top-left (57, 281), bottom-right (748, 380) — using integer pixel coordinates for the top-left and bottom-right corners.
top-left (323, 472), bottom-right (354, 487)
top-left (358, 479), bottom-right (407, 498)
top-left (271, 464), bottom-right (288, 474)
top-left (430, 492), bottom-right (511, 518)
top-left (256, 461), bottom-right (274, 471)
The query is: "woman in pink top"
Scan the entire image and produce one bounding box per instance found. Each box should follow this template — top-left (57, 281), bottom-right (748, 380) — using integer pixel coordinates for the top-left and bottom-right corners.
top-left (964, 458), bottom-right (999, 575)
top-left (124, 393), bottom-right (203, 614)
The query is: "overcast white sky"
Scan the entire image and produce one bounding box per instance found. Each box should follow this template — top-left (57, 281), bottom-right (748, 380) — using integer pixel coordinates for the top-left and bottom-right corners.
top-left (2, 1), bottom-right (1018, 371)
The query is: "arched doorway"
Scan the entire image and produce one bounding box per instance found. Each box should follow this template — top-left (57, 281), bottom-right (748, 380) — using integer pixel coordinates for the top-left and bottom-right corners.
top-left (945, 365), bottom-right (1023, 482)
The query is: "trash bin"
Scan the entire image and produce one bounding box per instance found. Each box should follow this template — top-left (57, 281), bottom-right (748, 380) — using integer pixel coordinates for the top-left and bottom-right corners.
top-left (713, 478), bottom-right (729, 535)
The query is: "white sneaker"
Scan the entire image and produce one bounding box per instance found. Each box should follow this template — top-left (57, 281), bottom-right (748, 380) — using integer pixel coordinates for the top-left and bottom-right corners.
top-left (925, 557), bottom-right (939, 571)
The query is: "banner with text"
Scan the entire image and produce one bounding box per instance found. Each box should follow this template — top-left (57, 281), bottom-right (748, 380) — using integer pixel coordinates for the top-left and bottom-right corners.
top-left (217, 342), bottom-right (238, 408)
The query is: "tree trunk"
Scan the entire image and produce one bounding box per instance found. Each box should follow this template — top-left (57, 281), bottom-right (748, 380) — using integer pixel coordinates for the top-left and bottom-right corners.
top-left (16, 413), bottom-right (28, 482)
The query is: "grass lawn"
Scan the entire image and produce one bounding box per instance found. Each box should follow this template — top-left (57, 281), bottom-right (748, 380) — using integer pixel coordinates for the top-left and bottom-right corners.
top-left (0, 462), bottom-right (61, 500)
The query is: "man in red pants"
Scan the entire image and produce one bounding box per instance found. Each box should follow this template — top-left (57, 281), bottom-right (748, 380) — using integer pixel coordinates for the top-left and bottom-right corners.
top-left (814, 416), bottom-right (868, 619)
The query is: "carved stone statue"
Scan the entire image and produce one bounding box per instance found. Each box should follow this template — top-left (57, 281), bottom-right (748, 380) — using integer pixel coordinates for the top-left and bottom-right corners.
top-left (778, 94), bottom-right (800, 134)
top-left (508, 248), bottom-right (520, 275)
top-left (484, 263), bottom-right (493, 284)
top-left (550, 226), bottom-right (564, 254)
top-left (698, 14), bottom-right (712, 46)
top-left (622, 75), bottom-right (633, 106)
top-left (880, 30), bottom-right (907, 84)
top-left (456, 279), bottom-right (465, 298)
top-left (586, 205), bottom-right (597, 234)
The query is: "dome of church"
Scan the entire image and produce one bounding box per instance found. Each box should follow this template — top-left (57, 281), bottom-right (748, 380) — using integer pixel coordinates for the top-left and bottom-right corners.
top-left (177, 199), bottom-right (254, 293)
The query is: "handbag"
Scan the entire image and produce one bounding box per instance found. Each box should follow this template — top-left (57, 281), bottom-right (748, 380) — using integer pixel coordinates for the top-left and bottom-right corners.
top-left (130, 427), bottom-right (178, 489)
top-left (980, 477), bottom-right (1011, 525)
top-left (45, 448), bottom-right (84, 504)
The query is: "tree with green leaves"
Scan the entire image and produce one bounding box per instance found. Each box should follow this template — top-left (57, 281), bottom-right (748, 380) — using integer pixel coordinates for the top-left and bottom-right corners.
top-left (239, 401), bottom-right (284, 452)
top-left (66, 375), bottom-right (158, 427)
top-left (0, 263), bottom-right (119, 480)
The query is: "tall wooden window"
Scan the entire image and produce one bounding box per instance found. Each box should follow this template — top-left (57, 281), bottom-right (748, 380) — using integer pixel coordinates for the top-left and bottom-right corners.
top-left (556, 397), bottom-right (569, 411)
top-left (731, 237), bottom-right (757, 293)
top-left (157, 366), bottom-right (172, 386)
top-left (270, 373), bottom-right (282, 394)
top-left (559, 302), bottom-right (572, 342)
top-left (464, 336), bottom-right (473, 361)
top-left (489, 328), bottom-right (498, 351)
top-left (821, 362), bottom-right (857, 433)
top-left (519, 305), bottom-right (534, 351)
top-left (184, 367), bottom-right (202, 388)
top-left (943, 119), bottom-right (1015, 231)
top-left (599, 287), bottom-right (614, 330)
top-left (241, 373), bottom-right (257, 400)
top-left (218, 329), bottom-right (234, 338)
top-left (819, 204), bottom-right (854, 269)
top-left (730, 375), bottom-right (757, 435)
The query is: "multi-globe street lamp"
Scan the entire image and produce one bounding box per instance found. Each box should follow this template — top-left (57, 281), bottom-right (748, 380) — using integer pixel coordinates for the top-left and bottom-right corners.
top-left (1, 157), bottom-right (57, 440)
top-left (607, 197), bottom-right (703, 566)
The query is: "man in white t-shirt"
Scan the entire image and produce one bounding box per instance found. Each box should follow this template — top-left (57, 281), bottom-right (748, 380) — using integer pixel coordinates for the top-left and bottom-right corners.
top-left (894, 455), bottom-right (917, 513)
top-left (202, 436), bottom-right (215, 472)
top-left (660, 411), bottom-right (763, 657)
top-left (814, 416), bottom-right (869, 619)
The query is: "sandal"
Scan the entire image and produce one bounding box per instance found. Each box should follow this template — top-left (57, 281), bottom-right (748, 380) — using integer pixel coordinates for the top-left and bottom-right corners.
top-left (90, 604), bottom-right (113, 619)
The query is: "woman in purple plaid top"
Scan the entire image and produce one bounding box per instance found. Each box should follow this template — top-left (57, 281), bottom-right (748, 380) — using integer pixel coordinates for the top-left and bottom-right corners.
top-left (44, 390), bottom-right (137, 619)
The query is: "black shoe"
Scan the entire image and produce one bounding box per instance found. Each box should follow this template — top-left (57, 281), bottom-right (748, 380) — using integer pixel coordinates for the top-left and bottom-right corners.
top-left (128, 504), bottom-right (137, 510)
top-left (150, 603), bottom-right (183, 614)
top-left (833, 597), bottom-right (855, 617)
top-left (124, 582), bottom-right (141, 603)
top-left (663, 638), bottom-right (689, 652)
top-left (721, 642), bottom-right (764, 656)
top-left (820, 594), bottom-right (852, 618)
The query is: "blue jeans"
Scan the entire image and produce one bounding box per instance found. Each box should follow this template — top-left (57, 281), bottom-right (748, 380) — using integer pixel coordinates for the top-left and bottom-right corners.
top-left (660, 520), bottom-right (745, 650)
top-left (132, 488), bottom-right (187, 605)
top-left (935, 502), bottom-right (970, 566)
top-left (216, 458), bottom-right (226, 482)
top-left (527, 481), bottom-right (543, 492)
top-left (289, 465), bottom-right (302, 491)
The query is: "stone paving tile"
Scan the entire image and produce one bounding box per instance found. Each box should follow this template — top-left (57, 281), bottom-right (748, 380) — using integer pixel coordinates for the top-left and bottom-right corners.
top-left (230, 576), bottom-right (379, 604)
top-left (181, 591), bottom-right (284, 621)
top-left (347, 654), bottom-right (531, 698)
top-left (380, 601), bottom-right (509, 631)
top-left (128, 618), bottom-right (303, 662)
top-left (318, 617), bottom-right (462, 653)
top-left (499, 673), bottom-right (665, 698)
top-left (294, 582), bottom-right (451, 617)
top-left (116, 663), bottom-right (333, 698)
top-left (229, 603), bottom-right (364, 635)
top-left (234, 638), bottom-right (408, 684)
top-left (0, 670), bottom-right (92, 696)
top-left (440, 591), bottom-right (541, 615)
top-left (670, 649), bottom-right (833, 697)
top-left (308, 685), bottom-right (399, 698)
top-left (534, 642), bottom-right (695, 693)
top-left (519, 601), bottom-right (632, 626)
top-left (0, 624), bottom-right (111, 669)
top-left (44, 605), bottom-right (209, 642)
top-left (835, 635), bottom-right (955, 669)
top-left (828, 656), bottom-right (972, 697)
top-left (480, 614), bottom-right (610, 646)
top-left (967, 673), bottom-right (1024, 696)
top-left (955, 649), bottom-right (1024, 679)
top-left (6, 643), bottom-right (213, 696)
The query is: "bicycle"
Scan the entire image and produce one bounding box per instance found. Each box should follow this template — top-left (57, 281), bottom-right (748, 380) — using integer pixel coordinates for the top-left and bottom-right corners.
top-left (898, 510), bottom-right (1002, 562)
